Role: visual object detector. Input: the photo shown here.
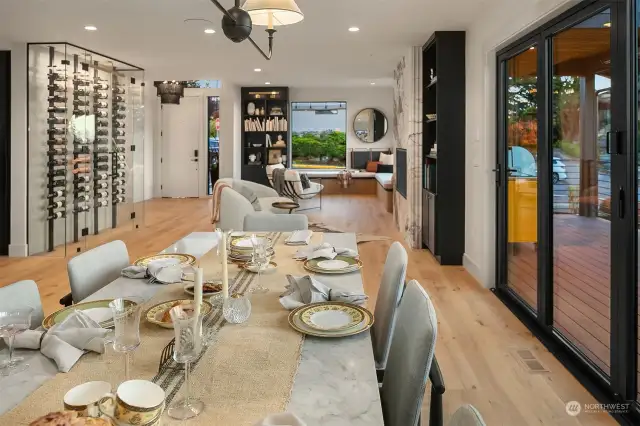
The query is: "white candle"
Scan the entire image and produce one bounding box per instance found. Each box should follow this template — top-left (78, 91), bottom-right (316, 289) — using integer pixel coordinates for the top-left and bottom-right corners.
top-left (194, 267), bottom-right (203, 320)
top-left (221, 232), bottom-right (229, 299)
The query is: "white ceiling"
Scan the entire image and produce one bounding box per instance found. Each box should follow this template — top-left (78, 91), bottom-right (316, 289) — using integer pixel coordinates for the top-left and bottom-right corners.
top-left (0, 0), bottom-right (490, 87)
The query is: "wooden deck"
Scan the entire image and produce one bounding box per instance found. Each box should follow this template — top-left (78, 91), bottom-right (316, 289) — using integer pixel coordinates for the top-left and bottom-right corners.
top-left (507, 214), bottom-right (628, 380)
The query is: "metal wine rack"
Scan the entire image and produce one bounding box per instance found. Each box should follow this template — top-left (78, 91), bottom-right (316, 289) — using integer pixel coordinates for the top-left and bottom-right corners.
top-left (93, 60), bottom-right (110, 234)
top-left (111, 75), bottom-right (126, 227)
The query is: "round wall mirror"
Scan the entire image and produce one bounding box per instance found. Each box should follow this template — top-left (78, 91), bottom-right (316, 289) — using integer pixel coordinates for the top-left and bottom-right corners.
top-left (354, 108), bottom-right (388, 143)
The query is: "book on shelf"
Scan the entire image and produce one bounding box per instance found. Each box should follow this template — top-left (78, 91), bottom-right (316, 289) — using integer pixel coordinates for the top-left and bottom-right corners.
top-left (244, 117), bottom-right (288, 132)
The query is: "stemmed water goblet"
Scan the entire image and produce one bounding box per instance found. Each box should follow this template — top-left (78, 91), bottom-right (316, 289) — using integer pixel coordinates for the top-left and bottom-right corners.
top-left (250, 234), bottom-right (269, 294)
top-left (108, 297), bottom-right (143, 381)
top-left (167, 304), bottom-right (205, 420)
top-left (0, 307), bottom-right (34, 376)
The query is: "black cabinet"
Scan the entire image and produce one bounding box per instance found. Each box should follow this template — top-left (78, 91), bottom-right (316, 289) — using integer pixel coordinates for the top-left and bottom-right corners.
top-left (421, 31), bottom-right (465, 265)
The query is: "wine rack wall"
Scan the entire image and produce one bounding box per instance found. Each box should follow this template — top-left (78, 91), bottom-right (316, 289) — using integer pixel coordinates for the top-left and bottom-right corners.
top-left (28, 43), bottom-right (145, 256)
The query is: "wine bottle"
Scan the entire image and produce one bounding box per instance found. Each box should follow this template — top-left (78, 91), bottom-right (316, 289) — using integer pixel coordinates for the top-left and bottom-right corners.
top-left (76, 194), bottom-right (90, 202)
top-left (93, 92), bottom-right (108, 100)
top-left (47, 201), bottom-right (64, 209)
top-left (114, 113), bottom-right (126, 120)
top-left (47, 106), bottom-right (67, 113)
top-left (47, 190), bottom-right (65, 198)
top-left (73, 99), bottom-right (90, 106)
top-left (114, 138), bottom-right (126, 145)
top-left (113, 122), bottom-right (125, 128)
top-left (95, 101), bottom-right (108, 109)
top-left (96, 129), bottom-right (108, 136)
top-left (95, 155), bottom-right (109, 162)
top-left (113, 105), bottom-right (126, 112)
top-left (48, 72), bottom-right (66, 81)
top-left (95, 200), bottom-right (108, 207)
top-left (96, 164), bottom-right (109, 171)
top-left (47, 212), bottom-right (65, 220)
top-left (117, 154), bottom-right (126, 161)
top-left (113, 196), bottom-right (125, 203)
top-left (47, 148), bottom-right (67, 155)
top-left (113, 178), bottom-right (125, 186)
top-left (47, 117), bottom-right (66, 125)
top-left (113, 188), bottom-right (125, 195)
top-left (116, 162), bottom-right (126, 169)
top-left (94, 147), bottom-right (108, 153)
top-left (75, 175), bottom-right (90, 183)
top-left (73, 89), bottom-right (90, 96)
top-left (95, 173), bottom-right (109, 180)
top-left (73, 109), bottom-right (89, 116)
top-left (115, 171), bottom-right (125, 178)
top-left (113, 87), bottom-right (125, 95)
top-left (95, 111), bottom-right (108, 118)
top-left (114, 95), bottom-right (124, 102)
top-left (73, 140), bottom-right (89, 146)
top-left (95, 181), bottom-right (108, 189)
top-left (74, 79), bottom-right (90, 86)
top-left (47, 170), bottom-right (66, 178)
top-left (47, 159), bottom-right (66, 167)
top-left (115, 130), bottom-right (125, 137)
top-left (96, 191), bottom-right (109, 198)
top-left (47, 84), bottom-right (65, 92)
top-left (96, 119), bottom-right (109, 127)
top-left (74, 206), bottom-right (91, 213)
top-left (74, 147), bottom-right (90, 155)
top-left (74, 184), bottom-right (90, 193)
top-left (48, 95), bottom-right (67, 103)
top-left (116, 147), bottom-right (125, 153)
top-left (47, 128), bottom-right (65, 135)
top-left (94, 83), bottom-right (109, 90)
top-left (47, 138), bottom-right (67, 145)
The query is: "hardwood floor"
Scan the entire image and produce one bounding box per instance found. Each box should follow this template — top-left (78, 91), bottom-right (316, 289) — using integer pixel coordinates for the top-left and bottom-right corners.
top-left (0, 196), bottom-right (618, 425)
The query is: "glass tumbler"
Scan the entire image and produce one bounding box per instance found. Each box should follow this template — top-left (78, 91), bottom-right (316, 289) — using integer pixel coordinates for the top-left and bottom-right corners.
top-left (109, 297), bottom-right (144, 381)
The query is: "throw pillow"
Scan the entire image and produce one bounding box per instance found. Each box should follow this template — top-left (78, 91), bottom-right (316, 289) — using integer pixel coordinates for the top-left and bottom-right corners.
top-left (379, 152), bottom-right (394, 165)
top-left (365, 161), bottom-right (380, 172)
top-left (235, 184), bottom-right (262, 211)
top-left (300, 173), bottom-right (311, 189)
top-left (377, 164), bottom-right (393, 173)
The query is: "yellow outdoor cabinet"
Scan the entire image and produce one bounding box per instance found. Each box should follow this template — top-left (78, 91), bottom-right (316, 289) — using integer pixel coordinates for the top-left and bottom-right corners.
top-left (508, 177), bottom-right (537, 243)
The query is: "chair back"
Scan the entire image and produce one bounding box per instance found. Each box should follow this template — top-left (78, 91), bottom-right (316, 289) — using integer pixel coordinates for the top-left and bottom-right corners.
top-left (0, 280), bottom-right (44, 329)
top-left (448, 405), bottom-right (487, 426)
top-left (243, 214), bottom-right (308, 232)
top-left (380, 280), bottom-right (438, 426)
top-left (68, 240), bottom-right (130, 302)
top-left (371, 242), bottom-right (408, 369)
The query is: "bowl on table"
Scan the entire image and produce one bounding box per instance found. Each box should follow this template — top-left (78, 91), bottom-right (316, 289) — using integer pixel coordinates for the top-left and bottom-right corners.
top-left (145, 300), bottom-right (213, 329)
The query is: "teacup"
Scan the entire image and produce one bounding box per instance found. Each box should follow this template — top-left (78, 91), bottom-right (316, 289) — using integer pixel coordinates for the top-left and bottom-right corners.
top-left (98, 380), bottom-right (166, 426)
top-left (64, 381), bottom-right (112, 418)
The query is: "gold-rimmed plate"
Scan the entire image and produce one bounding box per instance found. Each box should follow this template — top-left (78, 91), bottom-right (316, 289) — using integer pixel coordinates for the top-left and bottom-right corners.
top-left (287, 302), bottom-right (374, 338)
top-left (133, 253), bottom-right (196, 267)
top-left (230, 236), bottom-right (273, 251)
top-left (145, 299), bottom-right (213, 329)
top-left (303, 256), bottom-right (362, 274)
top-left (42, 299), bottom-right (138, 330)
top-left (299, 302), bottom-right (365, 332)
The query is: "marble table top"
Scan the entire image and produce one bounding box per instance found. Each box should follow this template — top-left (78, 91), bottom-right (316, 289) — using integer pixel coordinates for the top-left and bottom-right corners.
top-left (0, 232), bottom-right (383, 425)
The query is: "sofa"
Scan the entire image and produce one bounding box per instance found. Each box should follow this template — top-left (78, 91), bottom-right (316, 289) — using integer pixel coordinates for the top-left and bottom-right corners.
top-left (215, 178), bottom-right (293, 231)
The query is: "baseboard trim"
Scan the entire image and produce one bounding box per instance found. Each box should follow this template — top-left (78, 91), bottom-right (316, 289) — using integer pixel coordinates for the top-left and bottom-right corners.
top-left (8, 243), bottom-right (28, 257)
top-left (463, 253), bottom-right (488, 288)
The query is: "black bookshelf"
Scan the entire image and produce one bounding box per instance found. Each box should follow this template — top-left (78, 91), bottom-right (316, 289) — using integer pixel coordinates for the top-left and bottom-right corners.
top-left (421, 31), bottom-right (465, 265)
top-left (240, 86), bottom-right (289, 186)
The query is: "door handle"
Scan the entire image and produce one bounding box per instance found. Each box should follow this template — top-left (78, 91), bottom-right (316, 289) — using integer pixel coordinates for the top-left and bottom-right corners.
top-left (492, 164), bottom-right (501, 186)
top-left (191, 158), bottom-right (198, 162)
top-left (607, 130), bottom-right (622, 155)
top-left (618, 186), bottom-right (625, 219)
top-left (194, 149), bottom-right (199, 157)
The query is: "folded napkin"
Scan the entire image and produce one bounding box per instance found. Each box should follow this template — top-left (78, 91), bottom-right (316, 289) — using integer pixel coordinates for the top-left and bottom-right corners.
top-left (293, 243), bottom-right (358, 261)
top-left (121, 258), bottom-right (185, 284)
top-left (253, 413), bottom-right (306, 426)
top-left (285, 230), bottom-right (313, 246)
top-left (5, 310), bottom-right (109, 372)
top-left (280, 275), bottom-right (368, 310)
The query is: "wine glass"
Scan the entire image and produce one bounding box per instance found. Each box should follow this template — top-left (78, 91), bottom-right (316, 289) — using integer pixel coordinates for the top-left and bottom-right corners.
top-left (250, 234), bottom-right (269, 294)
top-left (167, 305), bottom-right (204, 420)
top-left (108, 297), bottom-right (143, 381)
top-left (0, 307), bottom-right (34, 376)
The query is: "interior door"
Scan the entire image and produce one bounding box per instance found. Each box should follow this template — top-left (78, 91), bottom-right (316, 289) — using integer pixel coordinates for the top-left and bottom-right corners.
top-left (161, 96), bottom-right (201, 198)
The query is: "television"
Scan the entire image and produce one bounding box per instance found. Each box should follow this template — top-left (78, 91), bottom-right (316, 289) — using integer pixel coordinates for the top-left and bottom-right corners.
top-left (396, 148), bottom-right (407, 198)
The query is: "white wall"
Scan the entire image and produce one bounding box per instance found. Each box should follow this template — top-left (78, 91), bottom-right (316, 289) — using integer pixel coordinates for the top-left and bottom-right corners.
top-left (290, 87), bottom-right (395, 166)
top-left (464, 0), bottom-right (578, 286)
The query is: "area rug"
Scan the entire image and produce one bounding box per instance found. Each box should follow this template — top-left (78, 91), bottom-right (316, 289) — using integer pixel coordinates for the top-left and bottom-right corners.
top-left (308, 222), bottom-right (391, 244)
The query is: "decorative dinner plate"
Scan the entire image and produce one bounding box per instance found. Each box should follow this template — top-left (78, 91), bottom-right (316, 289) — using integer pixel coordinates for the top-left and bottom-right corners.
top-left (287, 303), bottom-right (373, 338)
top-left (133, 253), bottom-right (196, 267)
top-left (299, 302), bottom-right (365, 331)
top-left (145, 299), bottom-right (213, 329)
top-left (42, 299), bottom-right (138, 330)
top-left (230, 236), bottom-right (273, 250)
top-left (303, 256), bottom-right (362, 274)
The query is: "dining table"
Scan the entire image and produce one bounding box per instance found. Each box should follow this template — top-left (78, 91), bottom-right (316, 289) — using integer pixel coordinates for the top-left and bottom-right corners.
top-left (0, 231), bottom-right (384, 426)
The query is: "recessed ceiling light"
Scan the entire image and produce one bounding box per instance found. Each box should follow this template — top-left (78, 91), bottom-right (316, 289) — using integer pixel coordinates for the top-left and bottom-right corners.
top-left (370, 82), bottom-right (376, 85)
top-left (254, 68), bottom-right (262, 72)
top-left (529, 46), bottom-right (535, 50)
top-left (204, 28), bottom-right (215, 34)
top-left (265, 82), bottom-right (271, 85)
top-left (84, 25), bottom-right (97, 31)
top-left (603, 22), bottom-right (611, 28)
top-left (348, 27), bottom-right (360, 32)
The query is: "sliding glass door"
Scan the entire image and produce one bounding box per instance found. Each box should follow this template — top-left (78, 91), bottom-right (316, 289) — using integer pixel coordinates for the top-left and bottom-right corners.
top-left (497, 0), bottom-right (638, 420)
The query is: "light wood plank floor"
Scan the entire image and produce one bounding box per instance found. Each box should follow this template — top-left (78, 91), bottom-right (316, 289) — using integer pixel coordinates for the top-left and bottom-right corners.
top-left (0, 196), bottom-right (617, 425)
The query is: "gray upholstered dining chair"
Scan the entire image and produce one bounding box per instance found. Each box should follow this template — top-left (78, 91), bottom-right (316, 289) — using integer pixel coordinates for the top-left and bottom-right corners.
top-left (380, 279), bottom-right (438, 426)
top-left (243, 213), bottom-right (309, 232)
top-left (371, 242), bottom-right (408, 374)
top-left (0, 280), bottom-right (45, 329)
top-left (67, 240), bottom-right (130, 303)
top-left (448, 405), bottom-right (487, 426)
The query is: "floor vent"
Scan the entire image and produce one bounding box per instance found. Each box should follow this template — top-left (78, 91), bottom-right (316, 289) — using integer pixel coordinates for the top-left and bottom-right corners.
top-left (513, 349), bottom-right (550, 373)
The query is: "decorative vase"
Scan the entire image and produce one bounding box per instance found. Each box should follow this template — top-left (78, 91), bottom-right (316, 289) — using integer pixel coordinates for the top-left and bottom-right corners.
top-left (247, 102), bottom-right (256, 115)
top-left (223, 294), bottom-right (251, 324)
top-left (249, 154), bottom-right (257, 163)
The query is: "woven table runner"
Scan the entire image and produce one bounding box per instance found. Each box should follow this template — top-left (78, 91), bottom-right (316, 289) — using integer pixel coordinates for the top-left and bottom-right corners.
top-left (2, 232), bottom-right (319, 425)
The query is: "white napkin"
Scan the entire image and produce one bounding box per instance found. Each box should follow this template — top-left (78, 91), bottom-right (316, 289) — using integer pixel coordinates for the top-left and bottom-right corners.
top-left (293, 243), bottom-right (358, 261)
top-left (285, 230), bottom-right (313, 246)
top-left (121, 258), bottom-right (185, 284)
top-left (5, 310), bottom-right (109, 372)
top-left (280, 275), bottom-right (369, 310)
top-left (253, 413), bottom-right (306, 426)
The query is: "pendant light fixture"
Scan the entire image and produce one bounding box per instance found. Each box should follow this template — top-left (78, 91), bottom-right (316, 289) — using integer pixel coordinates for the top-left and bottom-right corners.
top-left (155, 81), bottom-right (184, 105)
top-left (210, 0), bottom-right (304, 60)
